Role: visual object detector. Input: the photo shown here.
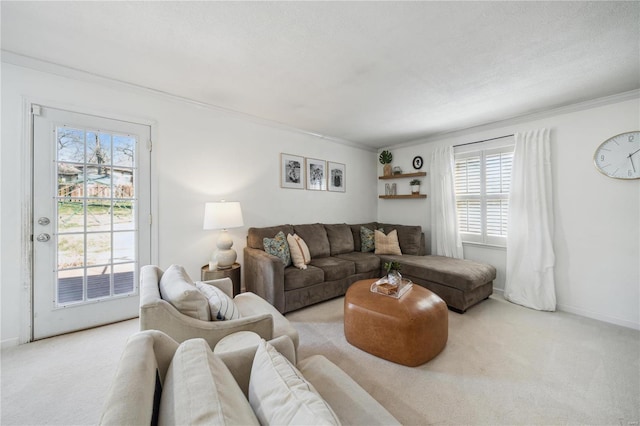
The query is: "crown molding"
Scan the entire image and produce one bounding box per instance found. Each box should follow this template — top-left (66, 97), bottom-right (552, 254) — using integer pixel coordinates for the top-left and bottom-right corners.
top-left (384, 89), bottom-right (640, 151)
top-left (1, 50), bottom-right (375, 152)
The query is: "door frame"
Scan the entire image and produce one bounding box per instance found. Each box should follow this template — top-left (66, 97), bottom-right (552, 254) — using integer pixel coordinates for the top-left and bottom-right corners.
top-left (19, 97), bottom-right (159, 343)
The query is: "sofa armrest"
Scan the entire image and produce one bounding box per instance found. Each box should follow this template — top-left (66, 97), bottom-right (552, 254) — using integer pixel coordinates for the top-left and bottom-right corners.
top-left (139, 299), bottom-right (274, 348)
top-left (99, 330), bottom-right (180, 426)
top-left (243, 247), bottom-right (286, 313)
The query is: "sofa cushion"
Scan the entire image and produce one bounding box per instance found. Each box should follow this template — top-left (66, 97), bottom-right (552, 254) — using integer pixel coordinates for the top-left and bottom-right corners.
top-left (283, 265), bottom-right (325, 291)
top-left (248, 340), bottom-right (340, 426)
top-left (360, 226), bottom-right (376, 252)
top-left (247, 225), bottom-right (294, 250)
top-left (195, 281), bottom-right (241, 320)
top-left (293, 223), bottom-right (331, 258)
top-left (159, 338), bottom-right (259, 426)
top-left (379, 224), bottom-right (423, 255)
top-left (159, 265), bottom-right (210, 321)
top-left (287, 233), bottom-right (311, 269)
top-left (325, 224), bottom-right (355, 255)
top-left (335, 252), bottom-right (381, 274)
top-left (350, 223), bottom-right (377, 252)
top-left (309, 257), bottom-right (356, 281)
top-left (374, 230), bottom-right (402, 255)
top-left (263, 231), bottom-right (292, 267)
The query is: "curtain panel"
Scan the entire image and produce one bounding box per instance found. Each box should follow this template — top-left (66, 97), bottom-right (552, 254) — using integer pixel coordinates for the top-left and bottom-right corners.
top-left (504, 128), bottom-right (556, 311)
top-left (430, 146), bottom-right (464, 259)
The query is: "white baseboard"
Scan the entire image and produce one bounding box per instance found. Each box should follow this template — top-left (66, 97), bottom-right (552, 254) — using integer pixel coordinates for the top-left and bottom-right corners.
top-left (493, 287), bottom-right (639, 330)
top-left (1, 337), bottom-right (20, 349)
top-left (556, 303), bottom-right (640, 331)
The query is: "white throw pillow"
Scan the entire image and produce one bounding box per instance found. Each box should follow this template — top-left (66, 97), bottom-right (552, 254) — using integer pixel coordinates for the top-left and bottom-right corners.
top-left (195, 281), bottom-right (241, 321)
top-left (249, 340), bottom-right (341, 426)
top-left (374, 229), bottom-right (403, 255)
top-left (159, 338), bottom-right (259, 426)
top-left (287, 233), bottom-right (311, 270)
top-left (159, 265), bottom-right (210, 321)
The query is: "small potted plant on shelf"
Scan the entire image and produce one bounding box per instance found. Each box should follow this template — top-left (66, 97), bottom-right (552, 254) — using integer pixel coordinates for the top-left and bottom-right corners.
top-left (410, 179), bottom-right (421, 194)
top-left (384, 261), bottom-right (402, 285)
top-left (379, 150), bottom-right (393, 176)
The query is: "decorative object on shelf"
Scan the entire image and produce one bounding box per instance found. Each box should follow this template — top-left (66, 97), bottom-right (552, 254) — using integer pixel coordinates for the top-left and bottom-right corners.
top-left (327, 161), bottom-right (346, 192)
top-left (412, 155), bottom-right (423, 170)
top-left (392, 166), bottom-right (402, 175)
top-left (203, 201), bottom-right (244, 269)
top-left (280, 153), bottom-right (304, 189)
top-left (306, 158), bottom-right (327, 190)
top-left (593, 131), bottom-right (640, 180)
top-left (379, 150), bottom-right (393, 176)
top-left (410, 179), bottom-right (421, 194)
top-left (384, 260), bottom-right (402, 285)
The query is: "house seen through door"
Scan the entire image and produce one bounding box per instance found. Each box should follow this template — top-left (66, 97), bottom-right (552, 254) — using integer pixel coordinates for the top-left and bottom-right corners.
top-left (32, 105), bottom-right (151, 340)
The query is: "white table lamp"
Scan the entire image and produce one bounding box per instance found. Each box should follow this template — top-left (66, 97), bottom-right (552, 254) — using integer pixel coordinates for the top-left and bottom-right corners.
top-left (203, 201), bottom-right (244, 269)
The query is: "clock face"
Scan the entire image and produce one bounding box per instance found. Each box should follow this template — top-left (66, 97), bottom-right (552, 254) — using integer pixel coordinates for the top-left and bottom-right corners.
top-left (593, 131), bottom-right (640, 180)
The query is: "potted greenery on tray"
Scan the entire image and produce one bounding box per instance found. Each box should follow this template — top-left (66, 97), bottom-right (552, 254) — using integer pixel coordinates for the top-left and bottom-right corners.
top-left (384, 261), bottom-right (402, 285)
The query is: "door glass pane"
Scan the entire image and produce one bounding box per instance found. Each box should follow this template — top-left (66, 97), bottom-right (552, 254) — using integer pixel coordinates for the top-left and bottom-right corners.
top-left (114, 263), bottom-right (135, 295)
top-left (57, 128), bottom-right (85, 163)
top-left (86, 232), bottom-right (111, 266)
top-left (113, 201), bottom-right (135, 231)
top-left (58, 234), bottom-right (84, 269)
top-left (58, 269), bottom-right (83, 304)
top-left (58, 200), bottom-right (84, 232)
top-left (87, 132), bottom-right (112, 166)
top-left (113, 232), bottom-right (135, 263)
top-left (87, 167), bottom-right (112, 198)
top-left (87, 265), bottom-right (111, 299)
top-left (86, 199), bottom-right (112, 231)
top-left (113, 135), bottom-right (135, 168)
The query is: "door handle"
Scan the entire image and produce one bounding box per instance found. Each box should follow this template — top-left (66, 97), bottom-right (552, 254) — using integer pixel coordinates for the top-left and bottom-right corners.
top-left (36, 233), bottom-right (51, 242)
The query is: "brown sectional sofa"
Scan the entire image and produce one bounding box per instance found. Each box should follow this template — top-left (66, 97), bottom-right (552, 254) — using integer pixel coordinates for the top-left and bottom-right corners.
top-left (244, 222), bottom-right (496, 314)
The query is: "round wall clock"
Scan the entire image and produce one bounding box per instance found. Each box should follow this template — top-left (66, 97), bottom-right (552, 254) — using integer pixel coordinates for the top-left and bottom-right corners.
top-left (593, 131), bottom-right (640, 180)
top-left (412, 156), bottom-right (423, 170)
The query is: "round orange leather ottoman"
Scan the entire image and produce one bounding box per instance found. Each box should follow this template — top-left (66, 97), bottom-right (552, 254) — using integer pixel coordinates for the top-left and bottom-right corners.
top-left (344, 279), bottom-right (448, 367)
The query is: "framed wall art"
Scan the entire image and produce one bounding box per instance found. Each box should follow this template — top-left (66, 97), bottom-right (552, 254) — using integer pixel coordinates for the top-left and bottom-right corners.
top-left (305, 158), bottom-right (327, 190)
top-left (327, 161), bottom-right (346, 192)
top-left (280, 153), bottom-right (304, 189)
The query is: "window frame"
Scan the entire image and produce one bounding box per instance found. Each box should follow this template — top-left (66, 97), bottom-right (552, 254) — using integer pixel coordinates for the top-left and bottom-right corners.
top-left (454, 139), bottom-right (514, 247)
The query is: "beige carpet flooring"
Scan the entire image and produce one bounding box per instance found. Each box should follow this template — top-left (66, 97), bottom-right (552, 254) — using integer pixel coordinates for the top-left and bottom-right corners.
top-left (1, 295), bottom-right (639, 425)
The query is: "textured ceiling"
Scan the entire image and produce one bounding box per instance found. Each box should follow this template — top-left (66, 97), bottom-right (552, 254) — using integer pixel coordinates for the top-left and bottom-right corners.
top-left (2, 1), bottom-right (639, 149)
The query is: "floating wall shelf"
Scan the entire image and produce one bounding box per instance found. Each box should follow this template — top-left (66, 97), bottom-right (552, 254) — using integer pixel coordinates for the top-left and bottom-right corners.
top-left (379, 172), bottom-right (426, 180)
top-left (379, 194), bottom-right (427, 199)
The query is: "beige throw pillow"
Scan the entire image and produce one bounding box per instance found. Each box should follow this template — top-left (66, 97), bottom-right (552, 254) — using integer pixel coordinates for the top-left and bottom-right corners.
top-left (159, 265), bottom-right (210, 321)
top-left (374, 229), bottom-right (402, 255)
top-left (287, 233), bottom-right (311, 270)
top-left (248, 340), bottom-right (341, 426)
top-left (159, 338), bottom-right (260, 426)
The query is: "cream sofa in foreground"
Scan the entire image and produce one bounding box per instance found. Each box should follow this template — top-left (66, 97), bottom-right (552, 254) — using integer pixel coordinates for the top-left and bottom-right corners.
top-left (99, 330), bottom-right (400, 425)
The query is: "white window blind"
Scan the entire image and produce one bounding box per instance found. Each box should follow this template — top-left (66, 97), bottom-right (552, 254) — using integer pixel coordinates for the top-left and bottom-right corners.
top-left (454, 143), bottom-right (514, 246)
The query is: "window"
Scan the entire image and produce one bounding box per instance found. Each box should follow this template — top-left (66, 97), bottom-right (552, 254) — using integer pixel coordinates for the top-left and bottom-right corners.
top-left (454, 142), bottom-right (514, 246)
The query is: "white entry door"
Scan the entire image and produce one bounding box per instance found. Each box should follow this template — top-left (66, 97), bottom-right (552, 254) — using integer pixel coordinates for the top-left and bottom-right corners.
top-left (32, 105), bottom-right (151, 340)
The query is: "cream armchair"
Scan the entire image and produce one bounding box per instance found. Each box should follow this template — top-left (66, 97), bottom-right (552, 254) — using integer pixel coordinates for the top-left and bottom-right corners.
top-left (139, 265), bottom-right (299, 349)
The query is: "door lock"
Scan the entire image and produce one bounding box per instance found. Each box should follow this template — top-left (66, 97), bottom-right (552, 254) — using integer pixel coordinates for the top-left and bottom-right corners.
top-left (36, 233), bottom-right (51, 242)
top-left (38, 217), bottom-right (51, 226)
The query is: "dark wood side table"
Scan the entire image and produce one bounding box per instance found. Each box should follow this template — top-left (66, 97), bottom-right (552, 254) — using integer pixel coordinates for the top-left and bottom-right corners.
top-left (201, 263), bottom-right (241, 297)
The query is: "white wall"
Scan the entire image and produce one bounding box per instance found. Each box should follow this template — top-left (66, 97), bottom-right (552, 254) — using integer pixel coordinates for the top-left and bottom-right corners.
top-left (0, 61), bottom-right (377, 345)
top-left (378, 94), bottom-right (640, 329)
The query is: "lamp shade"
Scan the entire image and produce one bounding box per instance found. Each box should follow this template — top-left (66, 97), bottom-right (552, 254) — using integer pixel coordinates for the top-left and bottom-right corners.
top-left (203, 201), bottom-right (244, 230)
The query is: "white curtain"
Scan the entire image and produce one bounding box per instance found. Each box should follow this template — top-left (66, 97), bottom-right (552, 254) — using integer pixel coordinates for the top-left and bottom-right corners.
top-left (430, 146), bottom-right (463, 259)
top-left (504, 128), bottom-right (556, 311)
